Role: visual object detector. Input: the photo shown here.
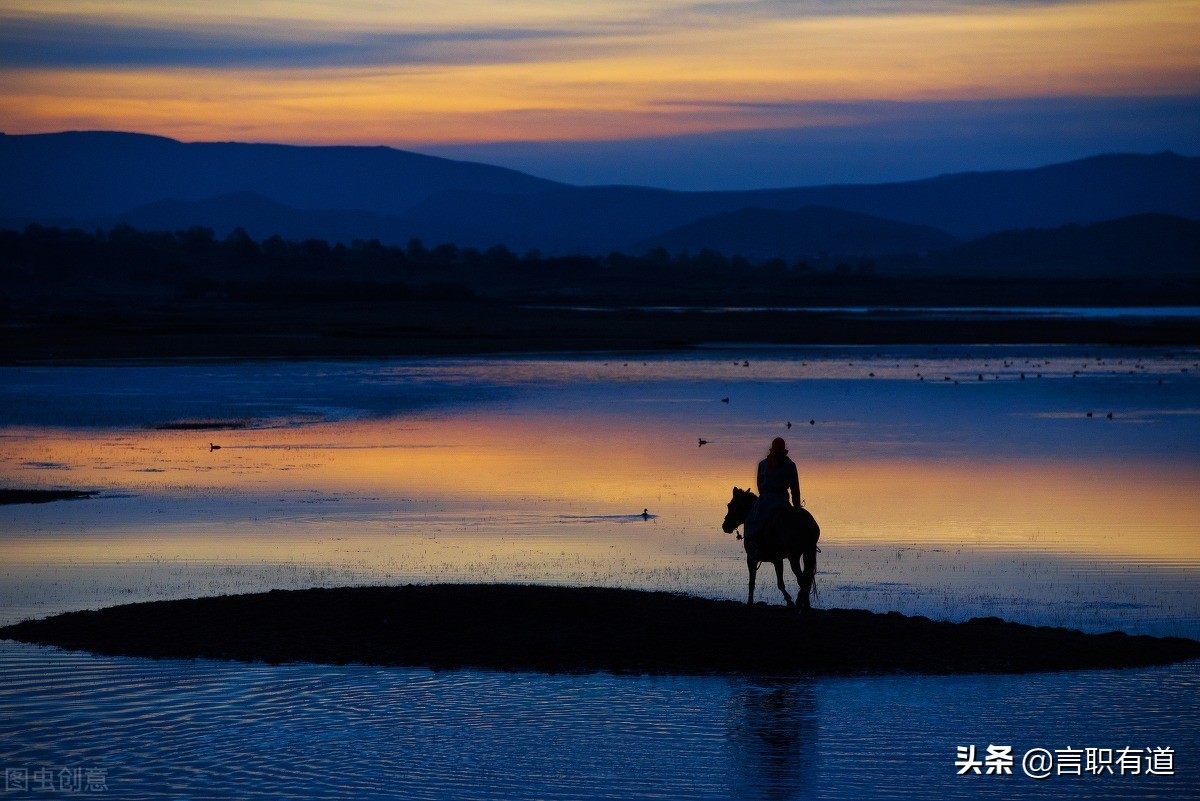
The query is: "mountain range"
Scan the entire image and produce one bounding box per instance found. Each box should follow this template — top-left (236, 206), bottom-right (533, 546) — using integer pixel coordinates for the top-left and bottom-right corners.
top-left (2, 131), bottom-right (1198, 265)
top-left (632, 206), bottom-right (959, 259)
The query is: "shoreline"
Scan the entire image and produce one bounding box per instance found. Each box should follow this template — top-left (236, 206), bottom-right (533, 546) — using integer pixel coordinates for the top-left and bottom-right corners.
top-left (3, 304), bottom-right (1199, 364)
top-left (7, 339), bottom-right (1196, 370)
top-left (3, 584), bottom-right (1198, 676)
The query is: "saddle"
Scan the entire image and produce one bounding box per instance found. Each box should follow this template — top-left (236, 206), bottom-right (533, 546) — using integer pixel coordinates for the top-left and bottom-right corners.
top-left (771, 506), bottom-right (821, 548)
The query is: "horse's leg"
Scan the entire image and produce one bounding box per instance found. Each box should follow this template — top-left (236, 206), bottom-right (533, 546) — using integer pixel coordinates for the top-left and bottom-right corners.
top-left (774, 559), bottom-right (794, 607)
top-left (747, 554), bottom-right (757, 605)
top-left (799, 545), bottom-right (817, 612)
top-left (788, 554), bottom-right (805, 604)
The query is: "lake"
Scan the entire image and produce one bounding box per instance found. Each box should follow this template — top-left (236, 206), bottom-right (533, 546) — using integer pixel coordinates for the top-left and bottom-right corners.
top-left (1, 345), bottom-right (1197, 798)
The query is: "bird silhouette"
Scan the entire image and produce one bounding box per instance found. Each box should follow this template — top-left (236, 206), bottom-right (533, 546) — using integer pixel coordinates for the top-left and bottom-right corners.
top-left (809, 420), bottom-right (815, 426)
top-left (209, 443), bottom-right (221, 451)
top-left (698, 438), bottom-right (708, 447)
top-left (641, 508), bottom-right (650, 519)
top-left (786, 421), bottom-right (792, 429)
top-left (1107, 412), bottom-right (1113, 420)
top-left (721, 397), bottom-right (729, 404)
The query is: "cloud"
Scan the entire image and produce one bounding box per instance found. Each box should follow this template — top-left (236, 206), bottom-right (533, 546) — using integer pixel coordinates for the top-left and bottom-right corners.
top-left (2, 1), bottom-right (1195, 153)
top-left (687, 0), bottom-right (1085, 16)
top-left (0, 1), bottom-right (1097, 69)
top-left (0, 15), bottom-right (585, 69)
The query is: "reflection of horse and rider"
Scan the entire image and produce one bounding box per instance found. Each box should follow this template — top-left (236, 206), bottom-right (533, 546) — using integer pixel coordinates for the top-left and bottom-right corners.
top-left (723, 437), bottom-right (820, 610)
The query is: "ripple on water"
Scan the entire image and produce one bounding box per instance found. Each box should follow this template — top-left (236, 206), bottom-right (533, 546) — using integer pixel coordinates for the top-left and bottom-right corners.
top-left (0, 641), bottom-right (1196, 800)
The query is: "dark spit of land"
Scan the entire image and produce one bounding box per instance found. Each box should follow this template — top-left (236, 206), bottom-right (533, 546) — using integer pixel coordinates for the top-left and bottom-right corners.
top-left (152, 420), bottom-right (248, 430)
top-left (3, 584), bottom-right (1197, 675)
top-left (0, 489), bottom-right (95, 505)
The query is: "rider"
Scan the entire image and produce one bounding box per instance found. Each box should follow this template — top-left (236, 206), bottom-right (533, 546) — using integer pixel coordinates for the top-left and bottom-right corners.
top-left (743, 437), bottom-right (801, 552)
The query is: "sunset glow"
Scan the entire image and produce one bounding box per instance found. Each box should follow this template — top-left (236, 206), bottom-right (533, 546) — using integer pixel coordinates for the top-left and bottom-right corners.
top-left (2, 1), bottom-right (1198, 147)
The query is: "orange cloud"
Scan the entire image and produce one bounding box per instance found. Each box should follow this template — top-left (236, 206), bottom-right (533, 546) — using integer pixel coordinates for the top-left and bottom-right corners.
top-left (0, 1), bottom-right (1197, 144)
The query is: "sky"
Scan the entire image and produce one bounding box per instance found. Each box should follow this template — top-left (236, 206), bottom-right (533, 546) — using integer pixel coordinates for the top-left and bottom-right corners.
top-left (2, 0), bottom-right (1199, 188)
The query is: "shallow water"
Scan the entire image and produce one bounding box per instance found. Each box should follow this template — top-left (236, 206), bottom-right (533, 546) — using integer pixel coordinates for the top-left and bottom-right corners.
top-left (0, 641), bottom-right (1195, 800)
top-left (531, 306), bottom-right (1200, 320)
top-left (1, 345), bottom-right (1198, 798)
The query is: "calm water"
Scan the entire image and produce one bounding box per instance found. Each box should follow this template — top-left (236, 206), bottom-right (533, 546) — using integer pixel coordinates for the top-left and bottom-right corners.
top-left (531, 306), bottom-right (1200, 320)
top-left (1, 345), bottom-right (1198, 799)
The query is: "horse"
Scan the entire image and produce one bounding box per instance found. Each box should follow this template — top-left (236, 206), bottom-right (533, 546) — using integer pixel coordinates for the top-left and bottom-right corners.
top-left (722, 487), bottom-right (820, 610)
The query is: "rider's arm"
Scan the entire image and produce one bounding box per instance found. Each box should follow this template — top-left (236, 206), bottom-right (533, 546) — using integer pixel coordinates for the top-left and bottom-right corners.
top-left (789, 465), bottom-right (801, 507)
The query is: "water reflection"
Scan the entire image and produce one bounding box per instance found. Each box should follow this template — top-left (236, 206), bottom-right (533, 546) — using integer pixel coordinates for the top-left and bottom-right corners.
top-left (1, 346), bottom-right (1198, 635)
top-left (1, 639), bottom-right (1193, 800)
top-left (725, 680), bottom-right (818, 801)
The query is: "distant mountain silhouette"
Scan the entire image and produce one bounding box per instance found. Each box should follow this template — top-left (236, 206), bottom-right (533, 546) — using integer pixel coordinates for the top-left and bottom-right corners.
top-left (752, 152), bottom-right (1200, 239)
top-left (929, 213), bottom-right (1200, 277)
top-left (2, 131), bottom-right (1198, 258)
top-left (109, 192), bottom-right (510, 250)
top-left (402, 152), bottom-right (1200, 249)
top-left (0, 131), bottom-right (563, 220)
top-left (113, 192), bottom-right (413, 244)
top-left (633, 206), bottom-right (959, 259)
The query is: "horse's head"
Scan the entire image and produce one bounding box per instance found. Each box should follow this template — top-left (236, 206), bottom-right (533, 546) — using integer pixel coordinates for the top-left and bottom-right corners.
top-left (722, 486), bottom-right (756, 534)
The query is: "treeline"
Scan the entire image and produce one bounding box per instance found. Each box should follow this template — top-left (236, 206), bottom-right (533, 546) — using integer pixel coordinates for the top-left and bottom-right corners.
top-left (1, 222), bottom-right (852, 276)
top-left (0, 223), bottom-right (848, 305)
top-left (2, 222), bottom-right (1195, 312)
top-left (1, 224), bottom-right (475, 302)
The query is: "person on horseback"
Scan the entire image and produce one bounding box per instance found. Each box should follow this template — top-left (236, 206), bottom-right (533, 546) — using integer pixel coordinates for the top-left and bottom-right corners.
top-left (742, 437), bottom-right (801, 558)
top-left (723, 438), bottom-right (818, 608)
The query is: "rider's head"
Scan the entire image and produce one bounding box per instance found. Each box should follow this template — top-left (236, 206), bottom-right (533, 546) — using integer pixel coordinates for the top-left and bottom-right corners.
top-left (767, 437), bottom-right (788, 469)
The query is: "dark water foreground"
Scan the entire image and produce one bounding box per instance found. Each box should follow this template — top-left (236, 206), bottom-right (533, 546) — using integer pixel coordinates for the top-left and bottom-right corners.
top-left (3, 584), bottom-right (1197, 675)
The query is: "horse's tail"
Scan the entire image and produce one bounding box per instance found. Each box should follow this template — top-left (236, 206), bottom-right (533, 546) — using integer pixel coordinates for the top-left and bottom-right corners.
top-left (793, 507), bottom-right (819, 602)
top-left (806, 547), bottom-right (818, 601)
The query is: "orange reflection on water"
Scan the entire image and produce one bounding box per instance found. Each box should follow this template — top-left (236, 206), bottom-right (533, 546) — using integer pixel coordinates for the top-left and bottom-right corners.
top-left (800, 459), bottom-right (1200, 563)
top-left (2, 412), bottom-right (1198, 568)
